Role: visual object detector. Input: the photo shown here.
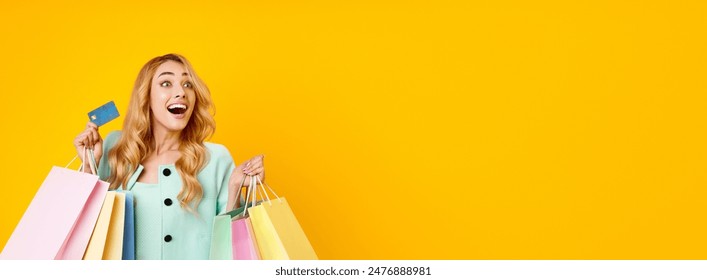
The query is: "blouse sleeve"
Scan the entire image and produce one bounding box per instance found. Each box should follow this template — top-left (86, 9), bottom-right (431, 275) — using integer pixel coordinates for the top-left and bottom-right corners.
top-left (97, 130), bottom-right (121, 181)
top-left (213, 144), bottom-right (238, 215)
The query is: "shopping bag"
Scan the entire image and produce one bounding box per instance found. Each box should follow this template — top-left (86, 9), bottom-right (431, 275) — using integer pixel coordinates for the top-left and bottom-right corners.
top-left (56, 179), bottom-right (109, 260)
top-left (103, 192), bottom-right (125, 259)
top-left (0, 150), bottom-right (104, 260)
top-left (209, 214), bottom-right (234, 260)
top-left (209, 184), bottom-right (247, 260)
top-left (83, 191), bottom-right (126, 260)
top-left (233, 178), bottom-right (263, 260)
top-left (209, 176), bottom-right (260, 260)
top-left (57, 149), bottom-right (110, 260)
top-left (249, 177), bottom-right (317, 260)
top-left (232, 217), bottom-right (261, 260)
top-left (122, 191), bottom-right (135, 260)
top-left (83, 192), bottom-right (115, 259)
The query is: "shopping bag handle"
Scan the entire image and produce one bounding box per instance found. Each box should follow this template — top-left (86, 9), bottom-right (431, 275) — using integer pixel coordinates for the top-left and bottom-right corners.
top-left (232, 175), bottom-right (282, 217)
top-left (87, 148), bottom-right (98, 174)
top-left (242, 175), bottom-right (281, 207)
top-left (230, 175), bottom-right (257, 218)
top-left (230, 175), bottom-right (248, 211)
top-left (242, 176), bottom-right (255, 217)
top-left (65, 146), bottom-right (98, 175)
top-left (254, 176), bottom-right (281, 206)
top-left (240, 176), bottom-right (270, 217)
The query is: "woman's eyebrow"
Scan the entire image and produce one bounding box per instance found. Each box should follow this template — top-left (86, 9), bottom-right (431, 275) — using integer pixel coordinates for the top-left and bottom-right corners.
top-left (157, 72), bottom-right (189, 77)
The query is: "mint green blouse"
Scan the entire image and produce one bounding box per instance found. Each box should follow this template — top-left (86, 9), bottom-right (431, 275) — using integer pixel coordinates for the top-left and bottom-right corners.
top-left (97, 131), bottom-right (236, 260)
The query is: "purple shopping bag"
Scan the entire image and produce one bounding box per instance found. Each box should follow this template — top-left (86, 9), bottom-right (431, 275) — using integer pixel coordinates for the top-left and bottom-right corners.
top-left (0, 166), bottom-right (102, 260)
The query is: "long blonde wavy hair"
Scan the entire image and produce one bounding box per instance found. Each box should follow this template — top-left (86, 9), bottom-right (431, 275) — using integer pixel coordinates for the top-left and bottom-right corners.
top-left (107, 53), bottom-right (216, 211)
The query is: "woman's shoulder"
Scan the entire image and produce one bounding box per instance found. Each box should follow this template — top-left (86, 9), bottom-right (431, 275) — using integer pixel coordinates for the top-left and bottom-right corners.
top-left (204, 142), bottom-right (235, 164)
top-left (103, 130), bottom-right (122, 150)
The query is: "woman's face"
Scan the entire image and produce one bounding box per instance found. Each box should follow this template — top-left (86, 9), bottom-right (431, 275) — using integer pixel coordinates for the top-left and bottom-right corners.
top-left (150, 60), bottom-right (196, 133)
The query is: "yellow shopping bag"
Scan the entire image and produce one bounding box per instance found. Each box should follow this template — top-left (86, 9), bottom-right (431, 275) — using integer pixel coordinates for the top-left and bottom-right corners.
top-left (83, 192), bottom-right (125, 260)
top-left (103, 192), bottom-right (125, 259)
top-left (248, 177), bottom-right (317, 260)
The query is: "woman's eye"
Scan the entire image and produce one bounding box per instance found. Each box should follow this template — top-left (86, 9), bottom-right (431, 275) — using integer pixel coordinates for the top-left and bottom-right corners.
top-left (160, 81), bottom-right (171, 87)
top-left (183, 82), bottom-right (193, 88)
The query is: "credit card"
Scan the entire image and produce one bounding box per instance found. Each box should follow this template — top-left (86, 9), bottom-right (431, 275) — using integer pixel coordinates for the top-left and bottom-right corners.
top-left (88, 101), bottom-right (120, 127)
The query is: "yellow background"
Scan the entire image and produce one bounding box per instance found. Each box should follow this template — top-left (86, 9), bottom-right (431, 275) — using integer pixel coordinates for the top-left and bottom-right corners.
top-left (1, 0), bottom-right (706, 259)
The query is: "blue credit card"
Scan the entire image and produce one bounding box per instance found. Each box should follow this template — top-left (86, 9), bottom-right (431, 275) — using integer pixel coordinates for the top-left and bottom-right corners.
top-left (88, 101), bottom-right (120, 127)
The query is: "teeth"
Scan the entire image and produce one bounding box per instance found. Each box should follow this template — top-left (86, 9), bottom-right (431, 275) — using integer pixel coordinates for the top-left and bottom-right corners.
top-left (168, 104), bottom-right (187, 110)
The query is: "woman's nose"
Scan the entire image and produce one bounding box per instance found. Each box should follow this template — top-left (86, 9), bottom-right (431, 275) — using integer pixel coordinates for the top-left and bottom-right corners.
top-left (175, 89), bottom-right (186, 99)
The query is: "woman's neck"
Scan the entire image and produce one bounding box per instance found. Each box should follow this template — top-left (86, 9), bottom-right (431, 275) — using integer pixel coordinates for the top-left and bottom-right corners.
top-left (152, 127), bottom-right (181, 155)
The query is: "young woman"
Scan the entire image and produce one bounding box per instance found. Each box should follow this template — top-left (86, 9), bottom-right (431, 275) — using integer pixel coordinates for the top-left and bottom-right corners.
top-left (73, 53), bottom-right (264, 259)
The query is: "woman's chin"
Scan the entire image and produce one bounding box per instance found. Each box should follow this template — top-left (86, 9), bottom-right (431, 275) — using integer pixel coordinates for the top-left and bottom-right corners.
top-left (166, 120), bottom-right (190, 132)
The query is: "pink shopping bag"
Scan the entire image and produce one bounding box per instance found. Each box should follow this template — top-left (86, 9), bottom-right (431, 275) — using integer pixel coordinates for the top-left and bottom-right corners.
top-left (56, 179), bottom-right (109, 259)
top-left (0, 166), bottom-right (101, 259)
top-left (231, 218), bottom-right (261, 260)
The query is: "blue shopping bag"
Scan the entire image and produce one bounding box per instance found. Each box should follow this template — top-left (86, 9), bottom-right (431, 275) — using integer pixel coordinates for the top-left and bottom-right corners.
top-left (122, 191), bottom-right (135, 260)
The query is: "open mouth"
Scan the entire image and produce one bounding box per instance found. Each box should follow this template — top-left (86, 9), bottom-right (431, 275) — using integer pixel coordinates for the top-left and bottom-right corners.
top-left (167, 104), bottom-right (188, 115)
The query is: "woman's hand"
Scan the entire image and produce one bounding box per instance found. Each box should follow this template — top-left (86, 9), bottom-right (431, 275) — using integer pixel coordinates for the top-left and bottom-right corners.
top-left (73, 122), bottom-right (103, 172)
top-left (229, 154), bottom-right (265, 187)
top-left (227, 155), bottom-right (265, 209)
top-left (240, 154), bottom-right (265, 181)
